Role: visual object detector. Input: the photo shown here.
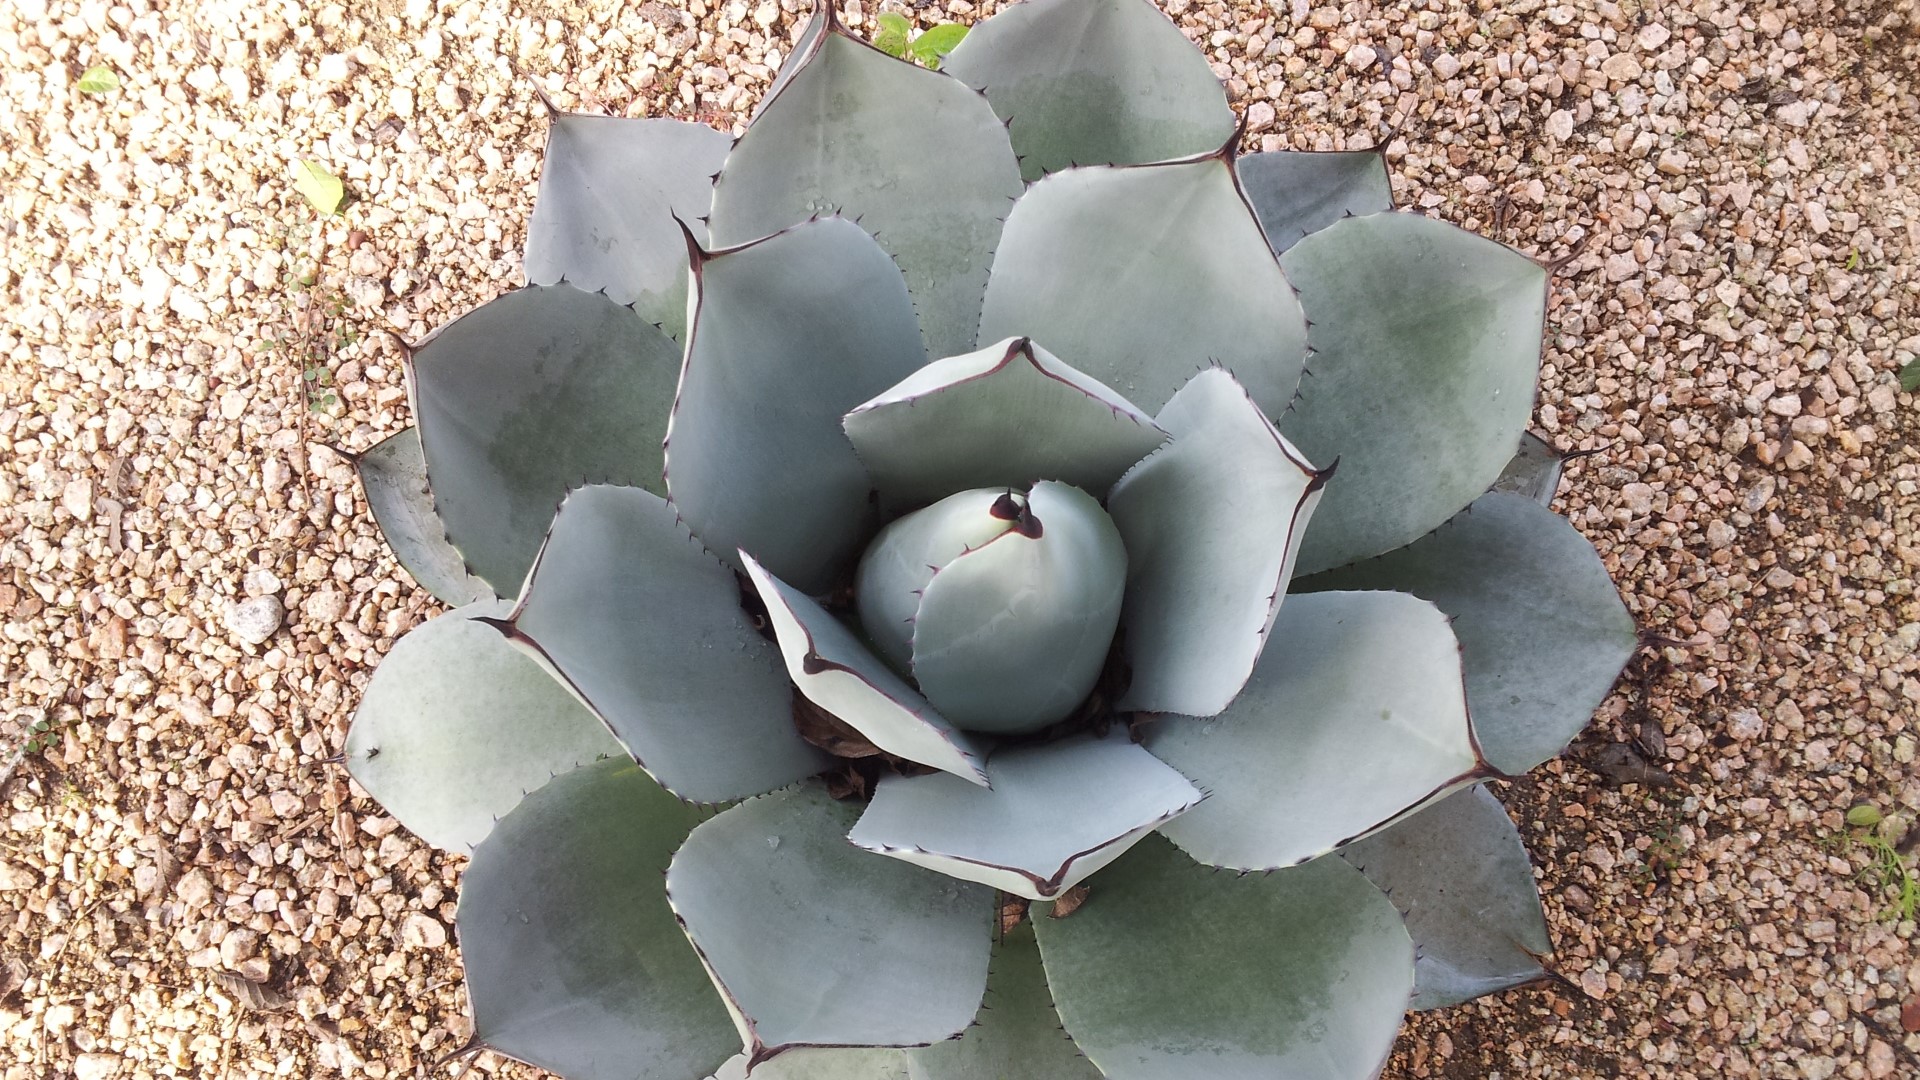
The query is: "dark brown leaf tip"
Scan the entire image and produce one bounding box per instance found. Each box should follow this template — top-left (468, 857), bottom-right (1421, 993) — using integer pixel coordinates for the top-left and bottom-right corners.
top-left (989, 491), bottom-right (1025, 521)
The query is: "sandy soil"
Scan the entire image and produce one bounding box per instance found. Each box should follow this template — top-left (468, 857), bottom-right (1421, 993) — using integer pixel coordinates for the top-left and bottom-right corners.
top-left (1, 0), bottom-right (1918, 1077)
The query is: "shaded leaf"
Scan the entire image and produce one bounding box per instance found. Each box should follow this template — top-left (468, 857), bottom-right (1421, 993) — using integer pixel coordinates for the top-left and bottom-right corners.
top-left (345, 600), bottom-right (624, 852)
top-left (1491, 431), bottom-right (1565, 506)
top-left (1146, 590), bottom-right (1485, 870)
top-left (668, 217), bottom-right (924, 593)
top-left (501, 485), bottom-right (829, 803)
top-left (1033, 836), bottom-right (1413, 1080)
top-left (905, 922), bottom-right (1101, 1080)
top-left (1280, 211), bottom-right (1546, 574)
top-left (410, 284), bottom-right (682, 593)
top-left (353, 427), bottom-right (493, 607)
top-left (667, 783), bottom-right (995, 1059)
top-left (1900, 359), bottom-right (1920, 393)
top-left (1236, 149), bottom-right (1393, 254)
top-left (943, 0), bottom-right (1234, 181)
top-left (1296, 491), bottom-right (1638, 774)
top-left (1340, 785), bottom-right (1554, 1010)
top-left (461, 759), bottom-right (739, 1080)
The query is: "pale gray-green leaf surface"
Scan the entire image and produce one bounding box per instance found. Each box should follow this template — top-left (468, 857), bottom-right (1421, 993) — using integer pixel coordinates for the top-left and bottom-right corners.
top-left (667, 217), bottom-right (925, 593)
top-left (410, 284), bottom-right (682, 593)
top-left (1033, 836), bottom-right (1414, 1080)
top-left (1107, 368), bottom-right (1324, 717)
top-left (977, 158), bottom-right (1307, 419)
top-left (352, 427), bottom-right (492, 606)
top-left (667, 783), bottom-right (996, 1057)
top-left (1491, 430), bottom-right (1565, 505)
top-left (942, 0), bottom-right (1234, 181)
top-left (523, 114), bottom-right (730, 337)
top-left (711, 1048), bottom-right (912, 1080)
top-left (1297, 491), bottom-right (1638, 774)
top-left (742, 552), bottom-right (990, 785)
top-left (504, 486), bottom-right (829, 802)
top-left (848, 733), bottom-right (1201, 899)
top-left (344, 600), bottom-right (621, 852)
top-left (842, 337), bottom-right (1167, 510)
top-left (906, 921), bottom-right (1102, 1080)
top-left (1146, 590), bottom-right (1483, 869)
top-left (1280, 212), bottom-right (1546, 574)
top-left (709, 24), bottom-right (1023, 357)
top-left (856, 488), bottom-right (1021, 673)
top-left (460, 759), bottom-right (739, 1080)
top-left (1340, 784), bottom-right (1554, 1010)
top-left (912, 483), bottom-right (1128, 734)
top-left (1236, 149), bottom-right (1393, 254)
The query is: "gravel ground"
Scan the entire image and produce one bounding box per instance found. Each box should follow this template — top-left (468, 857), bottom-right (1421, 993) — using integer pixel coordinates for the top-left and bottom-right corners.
top-left (2, 0), bottom-right (1917, 1077)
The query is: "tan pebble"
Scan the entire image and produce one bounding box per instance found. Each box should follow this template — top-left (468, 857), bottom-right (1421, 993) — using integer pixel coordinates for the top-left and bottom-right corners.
top-left (401, 913), bottom-right (448, 950)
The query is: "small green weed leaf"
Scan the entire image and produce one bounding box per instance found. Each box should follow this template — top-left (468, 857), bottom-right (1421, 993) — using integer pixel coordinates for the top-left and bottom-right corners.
top-left (912, 24), bottom-right (969, 68)
top-left (873, 12), bottom-right (912, 57)
top-left (77, 66), bottom-right (119, 94)
top-left (292, 159), bottom-right (345, 216)
top-left (1848, 803), bottom-right (1885, 829)
top-left (1899, 359), bottom-right (1920, 393)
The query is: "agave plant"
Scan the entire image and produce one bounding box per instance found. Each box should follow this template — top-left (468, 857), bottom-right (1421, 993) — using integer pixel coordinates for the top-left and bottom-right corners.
top-left (339, 1), bottom-right (1638, 1076)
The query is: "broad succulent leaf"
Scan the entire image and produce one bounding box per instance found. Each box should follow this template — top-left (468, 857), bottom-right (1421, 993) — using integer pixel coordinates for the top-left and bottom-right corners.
top-left (352, 427), bottom-right (493, 606)
top-left (942, 0), bottom-right (1235, 182)
top-left (459, 758), bottom-right (739, 1080)
top-left (712, 1048), bottom-right (912, 1080)
top-left (666, 783), bottom-right (996, 1060)
top-left (977, 156), bottom-right (1308, 419)
top-left (668, 217), bottom-right (926, 593)
top-left (1339, 784), bottom-right (1554, 1010)
top-left (409, 284), bottom-right (682, 593)
top-left (497, 485), bottom-right (830, 802)
top-left (523, 113), bottom-right (731, 338)
top-left (848, 733), bottom-right (1201, 900)
top-left (1492, 430), bottom-right (1565, 505)
top-left (344, 600), bottom-right (622, 851)
top-left (1032, 836), bottom-right (1414, 1080)
top-left (1297, 491), bottom-right (1639, 774)
top-left (905, 921), bottom-right (1102, 1080)
top-left (1236, 149), bottom-right (1394, 254)
top-left (1106, 368), bottom-right (1325, 717)
top-left (1146, 590), bottom-right (1487, 870)
top-left (857, 489), bottom-right (1025, 673)
top-left (1279, 211), bottom-right (1546, 575)
top-left (708, 11), bottom-right (1024, 358)
top-left (742, 552), bottom-right (991, 786)
top-left (912, 483), bottom-right (1127, 734)
top-left (842, 337), bottom-right (1168, 510)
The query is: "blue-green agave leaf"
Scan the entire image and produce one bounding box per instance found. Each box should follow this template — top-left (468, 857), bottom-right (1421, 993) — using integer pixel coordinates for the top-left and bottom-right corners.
top-left (712, 1048), bottom-right (912, 1079)
top-left (1146, 591), bottom-right (1489, 870)
top-left (849, 733), bottom-right (1201, 900)
top-left (1033, 835), bottom-right (1414, 1080)
top-left (1279, 211), bottom-right (1546, 575)
top-left (742, 551), bottom-right (991, 786)
top-left (942, 0), bottom-right (1234, 182)
top-left (497, 486), bottom-right (829, 803)
top-left (906, 921), bottom-right (1102, 1080)
top-left (856, 488), bottom-right (1022, 674)
top-left (1107, 368), bottom-right (1326, 717)
top-left (344, 600), bottom-right (621, 851)
top-left (352, 427), bottom-right (493, 606)
top-left (1295, 491), bottom-right (1637, 774)
top-left (666, 783), bottom-right (996, 1061)
top-left (460, 758), bottom-right (739, 1080)
top-left (912, 483), bottom-right (1128, 734)
top-left (977, 156), bottom-right (1307, 419)
top-left (408, 284), bottom-right (682, 594)
top-left (710, 9), bottom-right (1023, 358)
top-left (523, 112), bottom-right (731, 338)
top-left (1491, 431), bottom-right (1565, 505)
top-left (1236, 148), bottom-right (1394, 254)
top-left (668, 216), bottom-right (925, 593)
top-left (1340, 784), bottom-right (1554, 1010)
top-left (842, 337), bottom-right (1167, 510)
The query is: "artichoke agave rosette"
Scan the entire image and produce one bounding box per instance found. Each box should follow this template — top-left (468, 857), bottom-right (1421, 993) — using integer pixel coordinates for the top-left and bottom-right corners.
top-left (341, 1), bottom-right (1639, 1077)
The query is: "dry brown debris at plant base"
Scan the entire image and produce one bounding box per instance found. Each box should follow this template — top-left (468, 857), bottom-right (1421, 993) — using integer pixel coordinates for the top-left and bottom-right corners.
top-left (1, 0), bottom-right (1918, 1077)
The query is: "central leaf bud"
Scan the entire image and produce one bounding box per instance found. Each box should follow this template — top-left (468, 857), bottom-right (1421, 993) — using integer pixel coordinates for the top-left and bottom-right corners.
top-left (855, 482), bottom-right (1127, 735)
